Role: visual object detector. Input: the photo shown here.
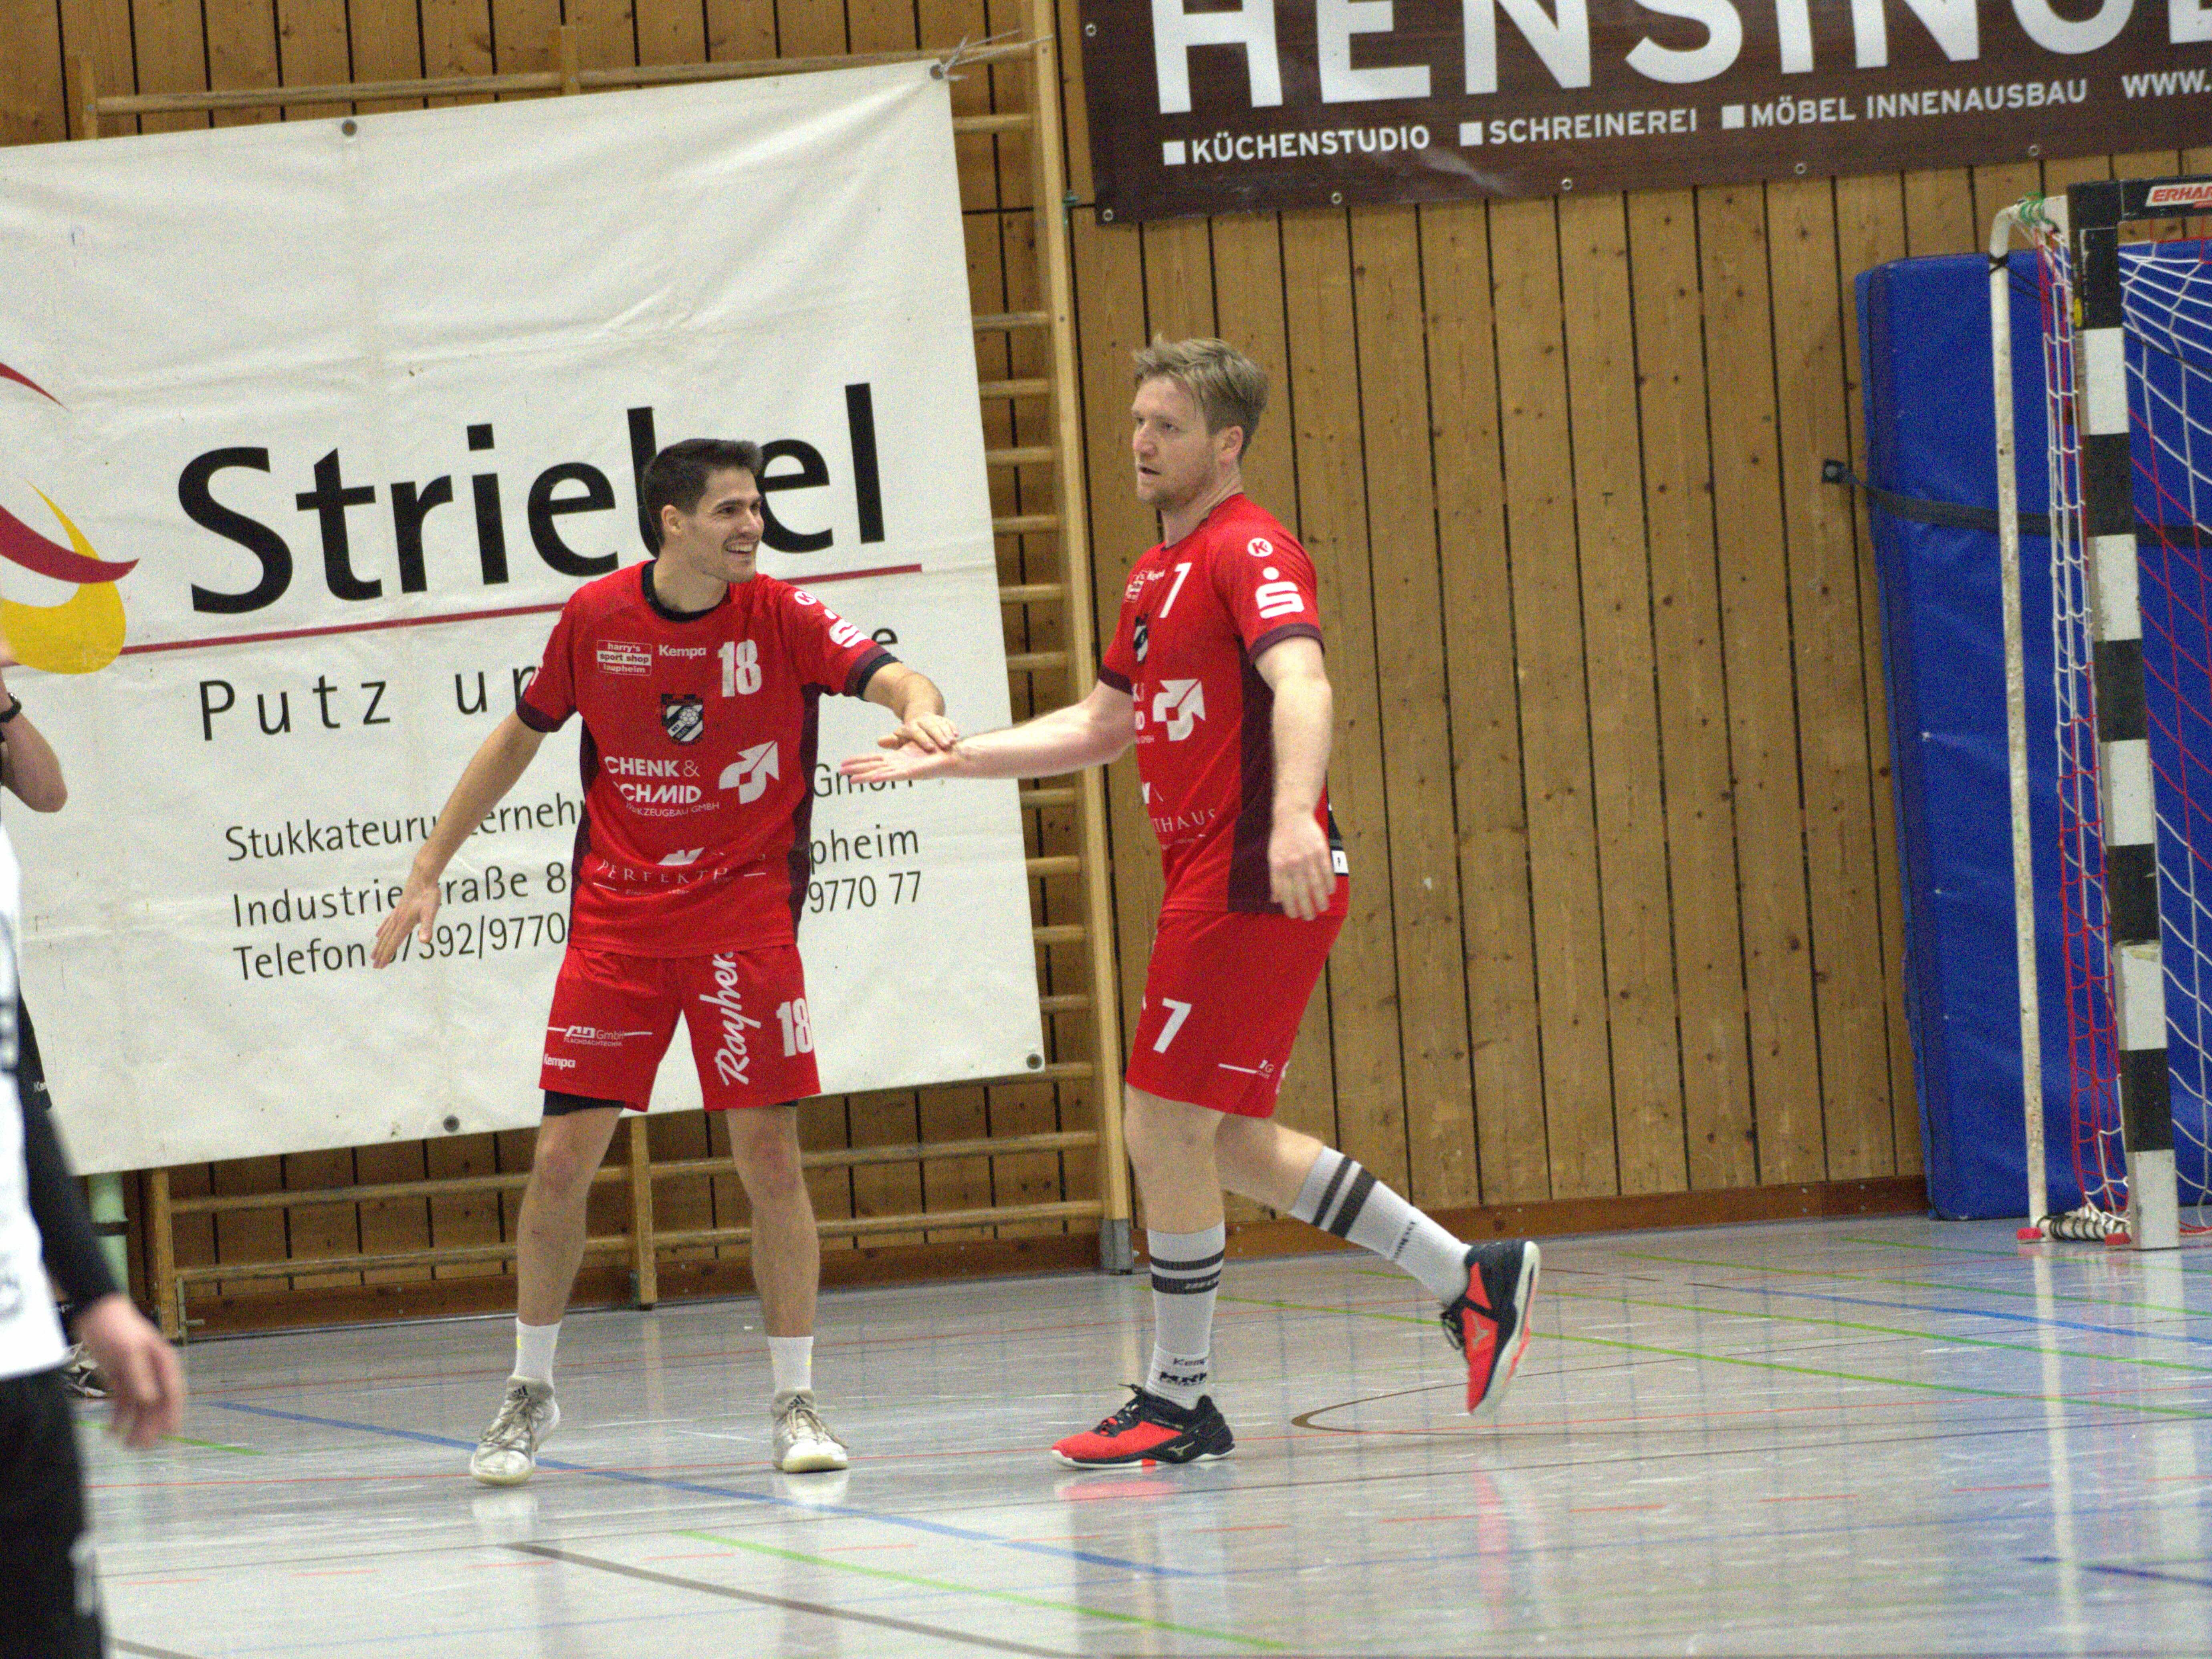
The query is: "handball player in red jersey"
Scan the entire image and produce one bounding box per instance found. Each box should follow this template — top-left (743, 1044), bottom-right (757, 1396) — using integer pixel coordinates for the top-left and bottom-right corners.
top-left (842, 340), bottom-right (1540, 1467)
top-left (374, 439), bottom-right (955, 1481)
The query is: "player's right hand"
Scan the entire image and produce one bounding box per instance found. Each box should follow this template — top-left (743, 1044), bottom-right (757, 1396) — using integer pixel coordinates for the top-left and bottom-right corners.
top-left (372, 880), bottom-right (440, 967)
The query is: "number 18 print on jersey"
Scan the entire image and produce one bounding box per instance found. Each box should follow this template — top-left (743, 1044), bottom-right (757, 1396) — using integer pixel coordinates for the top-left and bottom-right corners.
top-left (518, 563), bottom-right (892, 955)
top-left (1100, 495), bottom-right (1348, 915)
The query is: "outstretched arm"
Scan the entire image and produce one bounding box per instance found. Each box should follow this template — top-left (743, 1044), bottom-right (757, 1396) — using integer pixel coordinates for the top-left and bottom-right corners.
top-left (862, 661), bottom-right (959, 754)
top-left (1255, 636), bottom-right (1336, 920)
top-left (840, 678), bottom-right (1135, 783)
top-left (372, 712), bottom-right (546, 965)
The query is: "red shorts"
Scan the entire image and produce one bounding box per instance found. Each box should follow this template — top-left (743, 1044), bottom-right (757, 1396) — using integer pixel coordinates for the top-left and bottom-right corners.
top-left (539, 943), bottom-right (819, 1112)
top-left (1124, 908), bottom-right (1344, 1117)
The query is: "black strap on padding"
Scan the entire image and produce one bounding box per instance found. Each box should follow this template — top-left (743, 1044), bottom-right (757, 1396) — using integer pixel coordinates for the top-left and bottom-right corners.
top-left (1824, 458), bottom-right (2212, 548)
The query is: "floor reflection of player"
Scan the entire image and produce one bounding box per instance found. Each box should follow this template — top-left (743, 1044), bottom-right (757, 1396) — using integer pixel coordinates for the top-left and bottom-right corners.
top-left (844, 339), bottom-right (1540, 1466)
top-left (374, 439), bottom-right (956, 1482)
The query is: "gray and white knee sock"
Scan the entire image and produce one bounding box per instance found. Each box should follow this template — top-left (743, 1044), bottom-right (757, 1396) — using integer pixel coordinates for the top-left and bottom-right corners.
top-left (1290, 1148), bottom-right (1470, 1304)
top-left (1144, 1223), bottom-right (1225, 1409)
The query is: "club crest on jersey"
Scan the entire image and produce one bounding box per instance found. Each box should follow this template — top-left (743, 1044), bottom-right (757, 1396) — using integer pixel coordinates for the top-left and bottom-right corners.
top-left (660, 693), bottom-right (706, 745)
top-left (1133, 614), bottom-right (1151, 663)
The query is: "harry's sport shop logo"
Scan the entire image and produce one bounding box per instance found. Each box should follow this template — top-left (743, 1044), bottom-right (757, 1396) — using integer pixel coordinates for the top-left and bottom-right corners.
top-left (0, 361), bottom-right (138, 675)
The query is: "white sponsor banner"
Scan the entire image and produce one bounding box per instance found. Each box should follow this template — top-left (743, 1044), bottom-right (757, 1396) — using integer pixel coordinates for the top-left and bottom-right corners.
top-left (0, 65), bottom-right (1043, 1174)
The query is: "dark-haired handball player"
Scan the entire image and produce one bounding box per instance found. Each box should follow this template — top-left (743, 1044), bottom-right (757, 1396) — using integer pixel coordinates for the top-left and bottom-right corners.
top-left (374, 439), bottom-right (955, 1481)
top-left (844, 339), bottom-right (1540, 1467)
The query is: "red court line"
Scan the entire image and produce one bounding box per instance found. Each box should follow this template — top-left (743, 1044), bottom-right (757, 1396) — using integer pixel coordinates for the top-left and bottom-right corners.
top-left (117, 564), bottom-right (922, 658)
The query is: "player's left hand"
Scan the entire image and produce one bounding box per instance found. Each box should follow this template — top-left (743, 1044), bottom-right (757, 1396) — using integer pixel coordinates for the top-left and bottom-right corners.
top-left (1269, 812), bottom-right (1335, 920)
top-left (71, 1293), bottom-right (186, 1450)
top-left (882, 712), bottom-right (960, 753)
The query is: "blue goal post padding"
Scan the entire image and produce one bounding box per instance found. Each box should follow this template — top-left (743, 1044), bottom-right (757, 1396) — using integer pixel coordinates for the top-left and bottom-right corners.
top-left (1859, 243), bottom-right (2209, 1221)
top-left (1860, 249), bottom-right (2053, 1221)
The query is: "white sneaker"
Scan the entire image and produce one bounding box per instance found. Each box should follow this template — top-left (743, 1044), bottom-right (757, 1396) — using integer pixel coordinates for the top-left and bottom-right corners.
top-left (470, 1378), bottom-right (559, 1486)
top-left (771, 1389), bottom-right (849, 1473)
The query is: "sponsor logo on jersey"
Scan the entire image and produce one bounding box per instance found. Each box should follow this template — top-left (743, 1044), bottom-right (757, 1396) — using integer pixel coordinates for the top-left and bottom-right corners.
top-left (660, 848), bottom-right (704, 866)
top-left (597, 640), bottom-right (652, 675)
top-left (549, 1024), bottom-right (653, 1048)
top-left (1151, 678), bottom-right (1206, 741)
top-left (661, 692), bottom-right (706, 745)
top-left (720, 741), bottom-right (780, 804)
top-left (659, 644), bottom-right (708, 659)
top-left (1124, 565), bottom-right (1163, 602)
top-left (1247, 535), bottom-right (1275, 558)
top-left (700, 953), bottom-right (763, 1087)
top-left (1149, 806), bottom-right (1219, 839)
top-left (1133, 613), bottom-right (1150, 663)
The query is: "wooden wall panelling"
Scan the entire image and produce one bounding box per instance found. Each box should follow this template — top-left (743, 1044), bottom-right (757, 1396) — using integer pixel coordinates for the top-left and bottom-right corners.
top-left (1418, 198), bottom-right (1547, 1207)
top-left (635, 0), bottom-right (706, 65)
top-left (1052, 0), bottom-right (1091, 204)
top-left (1765, 176), bottom-right (1895, 1181)
top-left (563, 0), bottom-right (638, 79)
top-left (1278, 208), bottom-right (1405, 1187)
top-left (275, 1), bottom-right (353, 117)
top-left (125, 0), bottom-right (212, 135)
top-left (1971, 163), bottom-right (2042, 243)
top-left (53, 0), bottom-right (125, 139)
top-left (1347, 204), bottom-right (1473, 1208)
top-left (0, 8), bottom-right (60, 164)
top-left (488, 0), bottom-right (562, 81)
top-left (1487, 195), bottom-right (1615, 1200)
top-left (1829, 170), bottom-right (1918, 1174)
top-left (1559, 191), bottom-right (1685, 1196)
top-left (212, 1153), bottom-right (290, 1298)
top-left (426, 1130), bottom-right (505, 1278)
top-left (1140, 217), bottom-right (1215, 341)
top-left (705, 0), bottom-right (776, 63)
top-left (1696, 184), bottom-right (1826, 1184)
top-left (419, 0), bottom-right (496, 92)
top-left (1901, 168), bottom-right (1976, 258)
top-left (1624, 187), bottom-right (1756, 1191)
top-left (199, 0), bottom-right (279, 125)
top-left (349, 0), bottom-right (429, 112)
top-left (281, 1148), bottom-right (361, 1288)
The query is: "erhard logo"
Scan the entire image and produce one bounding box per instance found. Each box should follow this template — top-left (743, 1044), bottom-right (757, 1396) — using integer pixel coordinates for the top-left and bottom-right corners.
top-left (1133, 613), bottom-right (1151, 663)
top-left (0, 361), bottom-right (140, 674)
top-left (660, 692), bottom-right (705, 744)
top-left (2146, 182), bottom-right (2212, 210)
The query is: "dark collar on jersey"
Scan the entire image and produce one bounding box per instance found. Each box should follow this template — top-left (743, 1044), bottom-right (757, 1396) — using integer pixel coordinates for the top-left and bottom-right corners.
top-left (640, 559), bottom-right (732, 624)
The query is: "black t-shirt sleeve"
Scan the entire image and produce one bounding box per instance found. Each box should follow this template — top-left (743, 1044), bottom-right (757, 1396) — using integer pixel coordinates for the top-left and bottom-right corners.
top-left (20, 1069), bottom-right (117, 1308)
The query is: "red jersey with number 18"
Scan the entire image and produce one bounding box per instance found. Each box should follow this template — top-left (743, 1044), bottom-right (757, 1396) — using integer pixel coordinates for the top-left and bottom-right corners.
top-left (1099, 494), bottom-right (1348, 916)
top-left (517, 563), bottom-right (891, 956)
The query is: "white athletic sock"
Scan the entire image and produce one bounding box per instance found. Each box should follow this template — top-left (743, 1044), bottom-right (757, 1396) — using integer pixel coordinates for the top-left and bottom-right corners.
top-left (1290, 1148), bottom-right (1470, 1304)
top-left (513, 1318), bottom-right (561, 1385)
top-left (1144, 1224), bottom-right (1225, 1409)
top-left (768, 1335), bottom-right (814, 1397)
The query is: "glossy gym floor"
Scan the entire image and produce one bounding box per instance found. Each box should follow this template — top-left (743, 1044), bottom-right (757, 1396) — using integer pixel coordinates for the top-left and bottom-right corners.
top-left (84, 1216), bottom-right (2212, 1656)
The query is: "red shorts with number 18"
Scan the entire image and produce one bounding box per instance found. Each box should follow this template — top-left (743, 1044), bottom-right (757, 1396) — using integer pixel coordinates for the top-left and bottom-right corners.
top-left (539, 943), bottom-right (819, 1111)
top-left (1123, 908), bottom-right (1345, 1117)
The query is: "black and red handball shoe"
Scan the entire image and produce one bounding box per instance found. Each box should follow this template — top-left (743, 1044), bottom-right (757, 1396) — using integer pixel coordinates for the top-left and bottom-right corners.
top-left (1051, 1386), bottom-right (1235, 1469)
top-left (1442, 1240), bottom-right (1541, 1414)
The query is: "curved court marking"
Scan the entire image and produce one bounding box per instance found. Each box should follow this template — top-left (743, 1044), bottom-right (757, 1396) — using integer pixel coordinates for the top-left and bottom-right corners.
top-left (206, 1399), bottom-right (1201, 1579)
top-left (670, 1528), bottom-right (1288, 1651)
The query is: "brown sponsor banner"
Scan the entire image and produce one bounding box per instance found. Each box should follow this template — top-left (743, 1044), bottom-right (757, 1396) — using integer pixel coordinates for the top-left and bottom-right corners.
top-left (1077, 0), bottom-right (2212, 218)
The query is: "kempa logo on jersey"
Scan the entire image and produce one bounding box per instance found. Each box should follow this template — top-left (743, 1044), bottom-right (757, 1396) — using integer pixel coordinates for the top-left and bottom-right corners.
top-left (1151, 679), bottom-right (1207, 741)
top-left (721, 741), bottom-right (780, 804)
top-left (0, 360), bottom-right (141, 675)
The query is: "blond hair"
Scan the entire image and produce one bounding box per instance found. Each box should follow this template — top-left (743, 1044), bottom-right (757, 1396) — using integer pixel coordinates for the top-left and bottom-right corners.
top-left (1132, 336), bottom-right (1267, 459)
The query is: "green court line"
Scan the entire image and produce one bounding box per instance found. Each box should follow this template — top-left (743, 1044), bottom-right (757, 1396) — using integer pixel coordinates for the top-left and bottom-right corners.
top-left (672, 1529), bottom-right (1288, 1651)
top-left (1618, 1249), bottom-right (2202, 1316)
top-left (161, 1435), bottom-right (261, 1454)
top-left (1220, 1295), bottom-right (2212, 1419)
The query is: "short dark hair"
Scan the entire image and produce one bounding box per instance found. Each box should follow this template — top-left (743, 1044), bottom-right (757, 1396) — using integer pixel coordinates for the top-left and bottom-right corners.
top-left (1132, 337), bottom-right (1267, 460)
top-left (640, 438), bottom-right (764, 550)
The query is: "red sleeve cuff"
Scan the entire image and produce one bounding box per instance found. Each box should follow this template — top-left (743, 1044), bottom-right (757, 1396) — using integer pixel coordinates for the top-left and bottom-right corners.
top-left (1247, 622), bottom-right (1323, 662)
top-left (846, 647), bottom-right (896, 698)
top-left (1098, 666), bottom-right (1133, 693)
top-left (515, 696), bottom-right (566, 733)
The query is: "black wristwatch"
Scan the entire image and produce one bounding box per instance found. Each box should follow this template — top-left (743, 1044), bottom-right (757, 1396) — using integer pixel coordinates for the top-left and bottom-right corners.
top-left (0, 696), bottom-right (22, 725)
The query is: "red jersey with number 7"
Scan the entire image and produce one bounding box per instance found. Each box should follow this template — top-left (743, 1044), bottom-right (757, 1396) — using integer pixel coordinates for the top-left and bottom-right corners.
top-left (1099, 494), bottom-right (1348, 915)
top-left (517, 562), bottom-right (892, 955)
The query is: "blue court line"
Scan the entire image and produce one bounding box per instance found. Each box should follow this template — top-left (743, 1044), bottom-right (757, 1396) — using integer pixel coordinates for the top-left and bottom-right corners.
top-left (1701, 1283), bottom-right (2212, 1347)
top-left (2025, 1555), bottom-right (2212, 1590)
top-left (205, 1399), bottom-right (1196, 1580)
